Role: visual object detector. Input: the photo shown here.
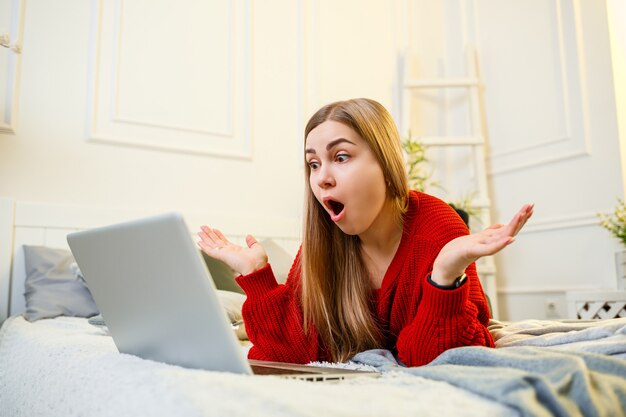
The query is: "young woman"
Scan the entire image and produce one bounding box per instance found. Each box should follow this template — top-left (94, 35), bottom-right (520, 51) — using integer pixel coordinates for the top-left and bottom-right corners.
top-left (198, 98), bottom-right (533, 367)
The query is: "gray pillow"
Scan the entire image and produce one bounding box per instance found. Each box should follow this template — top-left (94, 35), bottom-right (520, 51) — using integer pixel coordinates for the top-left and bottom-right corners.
top-left (201, 251), bottom-right (243, 294)
top-left (259, 238), bottom-right (293, 284)
top-left (23, 245), bottom-right (100, 322)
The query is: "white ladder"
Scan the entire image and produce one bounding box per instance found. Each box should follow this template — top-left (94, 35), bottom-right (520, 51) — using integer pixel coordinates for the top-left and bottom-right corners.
top-left (400, 45), bottom-right (499, 318)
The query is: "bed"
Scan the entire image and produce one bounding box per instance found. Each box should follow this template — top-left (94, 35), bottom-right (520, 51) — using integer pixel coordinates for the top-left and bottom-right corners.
top-left (1, 198), bottom-right (625, 417)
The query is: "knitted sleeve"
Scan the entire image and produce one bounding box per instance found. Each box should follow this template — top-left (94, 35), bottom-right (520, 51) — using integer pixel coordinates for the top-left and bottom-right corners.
top-left (235, 253), bottom-right (321, 364)
top-left (395, 261), bottom-right (494, 367)
top-left (395, 213), bottom-right (494, 367)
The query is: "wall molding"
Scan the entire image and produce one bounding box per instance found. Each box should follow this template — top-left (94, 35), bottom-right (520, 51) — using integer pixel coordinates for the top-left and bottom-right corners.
top-left (498, 285), bottom-right (599, 295)
top-left (473, 0), bottom-right (592, 175)
top-left (520, 210), bottom-right (600, 234)
top-left (12, 200), bottom-right (300, 240)
top-left (110, 2), bottom-right (233, 138)
top-left (86, 0), bottom-right (252, 159)
top-left (488, 0), bottom-right (576, 160)
top-left (0, 0), bottom-right (25, 134)
top-left (488, 148), bottom-right (590, 177)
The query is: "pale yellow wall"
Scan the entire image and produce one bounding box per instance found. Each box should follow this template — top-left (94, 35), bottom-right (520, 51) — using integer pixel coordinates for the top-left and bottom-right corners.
top-left (607, 0), bottom-right (626, 197)
top-left (1, 0), bottom-right (624, 321)
top-left (0, 0), bottom-right (402, 233)
top-left (402, 0), bottom-right (624, 320)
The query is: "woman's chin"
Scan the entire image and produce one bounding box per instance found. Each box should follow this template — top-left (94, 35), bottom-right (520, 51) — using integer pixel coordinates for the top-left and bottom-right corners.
top-left (334, 221), bottom-right (361, 236)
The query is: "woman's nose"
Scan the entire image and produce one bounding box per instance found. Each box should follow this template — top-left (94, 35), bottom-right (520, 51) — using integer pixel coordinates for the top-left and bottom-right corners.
top-left (316, 166), bottom-right (336, 189)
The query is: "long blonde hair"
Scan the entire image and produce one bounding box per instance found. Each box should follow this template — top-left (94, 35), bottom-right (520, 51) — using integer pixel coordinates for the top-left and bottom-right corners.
top-left (301, 98), bottom-right (409, 362)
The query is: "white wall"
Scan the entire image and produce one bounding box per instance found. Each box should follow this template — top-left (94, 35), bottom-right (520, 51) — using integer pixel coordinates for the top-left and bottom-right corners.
top-left (0, 0), bottom-right (401, 241)
top-left (1, 0), bottom-right (624, 320)
top-left (607, 0), bottom-right (626, 195)
top-left (404, 0), bottom-right (624, 320)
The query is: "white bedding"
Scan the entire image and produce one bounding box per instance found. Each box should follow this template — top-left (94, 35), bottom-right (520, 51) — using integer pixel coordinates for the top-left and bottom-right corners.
top-left (489, 317), bottom-right (626, 357)
top-left (0, 316), bottom-right (515, 417)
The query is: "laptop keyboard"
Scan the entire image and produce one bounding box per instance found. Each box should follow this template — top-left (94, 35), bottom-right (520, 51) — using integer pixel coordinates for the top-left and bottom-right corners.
top-left (250, 365), bottom-right (319, 375)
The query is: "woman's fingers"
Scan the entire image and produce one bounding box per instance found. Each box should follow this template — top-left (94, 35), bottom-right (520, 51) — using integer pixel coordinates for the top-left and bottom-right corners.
top-left (246, 234), bottom-right (259, 248)
top-left (486, 223), bottom-right (505, 231)
top-left (197, 227), bottom-right (268, 276)
top-left (495, 203), bottom-right (534, 238)
top-left (213, 228), bottom-right (229, 243)
top-left (478, 203), bottom-right (533, 250)
top-left (199, 226), bottom-right (227, 250)
top-left (197, 238), bottom-right (219, 257)
top-left (198, 227), bottom-right (214, 246)
top-left (198, 227), bottom-right (216, 248)
top-left (434, 204), bottom-right (533, 281)
top-left (197, 239), bottom-right (214, 254)
top-left (473, 231), bottom-right (514, 255)
top-left (472, 234), bottom-right (515, 259)
top-left (510, 203), bottom-right (534, 236)
top-left (479, 204), bottom-right (534, 241)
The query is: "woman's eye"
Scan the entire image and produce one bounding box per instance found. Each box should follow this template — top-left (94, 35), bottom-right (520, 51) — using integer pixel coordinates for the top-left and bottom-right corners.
top-left (308, 161), bottom-right (320, 170)
top-left (336, 153), bottom-right (349, 163)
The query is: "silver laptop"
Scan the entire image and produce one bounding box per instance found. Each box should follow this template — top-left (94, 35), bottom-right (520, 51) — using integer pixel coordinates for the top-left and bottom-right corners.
top-left (66, 212), bottom-right (378, 382)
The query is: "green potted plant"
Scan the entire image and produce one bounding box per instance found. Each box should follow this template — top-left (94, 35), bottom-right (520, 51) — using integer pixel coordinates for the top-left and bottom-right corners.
top-left (598, 198), bottom-right (626, 290)
top-left (401, 133), bottom-right (438, 193)
top-left (598, 198), bottom-right (626, 246)
top-left (402, 133), bottom-right (478, 228)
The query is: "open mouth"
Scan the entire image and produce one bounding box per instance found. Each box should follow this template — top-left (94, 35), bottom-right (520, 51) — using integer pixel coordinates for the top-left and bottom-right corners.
top-left (324, 198), bottom-right (345, 218)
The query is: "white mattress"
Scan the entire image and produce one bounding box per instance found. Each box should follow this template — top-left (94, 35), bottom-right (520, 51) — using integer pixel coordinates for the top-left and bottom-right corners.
top-left (0, 315), bottom-right (513, 417)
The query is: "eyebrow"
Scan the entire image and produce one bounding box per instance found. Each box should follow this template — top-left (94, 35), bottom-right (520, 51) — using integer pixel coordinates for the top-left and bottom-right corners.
top-left (305, 138), bottom-right (356, 154)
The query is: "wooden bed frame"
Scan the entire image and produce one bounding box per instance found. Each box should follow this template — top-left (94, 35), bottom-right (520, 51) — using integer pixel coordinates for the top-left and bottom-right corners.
top-left (0, 197), bottom-right (300, 323)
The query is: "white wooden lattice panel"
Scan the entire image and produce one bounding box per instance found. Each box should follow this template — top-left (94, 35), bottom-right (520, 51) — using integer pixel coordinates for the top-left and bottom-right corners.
top-left (567, 291), bottom-right (626, 320)
top-left (575, 301), bottom-right (626, 320)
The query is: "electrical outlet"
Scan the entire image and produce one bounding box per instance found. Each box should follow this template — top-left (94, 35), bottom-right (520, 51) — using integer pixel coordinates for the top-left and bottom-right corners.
top-left (544, 298), bottom-right (560, 319)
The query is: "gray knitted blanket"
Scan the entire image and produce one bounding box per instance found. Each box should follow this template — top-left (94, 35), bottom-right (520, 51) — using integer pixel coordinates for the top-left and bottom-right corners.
top-left (352, 318), bottom-right (626, 417)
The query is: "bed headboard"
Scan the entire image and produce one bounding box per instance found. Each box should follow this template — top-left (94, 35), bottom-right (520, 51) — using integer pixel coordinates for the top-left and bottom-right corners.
top-left (0, 197), bottom-right (301, 323)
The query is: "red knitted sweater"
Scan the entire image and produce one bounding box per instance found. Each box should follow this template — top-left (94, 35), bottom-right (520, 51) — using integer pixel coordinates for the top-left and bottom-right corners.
top-left (235, 191), bottom-right (494, 367)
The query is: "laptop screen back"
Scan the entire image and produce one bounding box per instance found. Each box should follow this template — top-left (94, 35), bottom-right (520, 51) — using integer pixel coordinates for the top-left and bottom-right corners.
top-left (67, 212), bottom-right (252, 374)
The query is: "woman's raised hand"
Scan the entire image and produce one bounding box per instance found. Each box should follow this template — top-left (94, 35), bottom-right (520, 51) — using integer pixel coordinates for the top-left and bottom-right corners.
top-left (430, 203), bottom-right (534, 286)
top-left (197, 226), bottom-right (268, 276)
